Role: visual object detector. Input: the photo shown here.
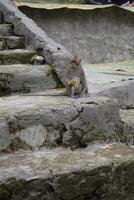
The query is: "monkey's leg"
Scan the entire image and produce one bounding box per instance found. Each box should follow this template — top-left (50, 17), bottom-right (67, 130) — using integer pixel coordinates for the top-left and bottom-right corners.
top-left (70, 86), bottom-right (75, 98)
top-left (66, 84), bottom-right (71, 96)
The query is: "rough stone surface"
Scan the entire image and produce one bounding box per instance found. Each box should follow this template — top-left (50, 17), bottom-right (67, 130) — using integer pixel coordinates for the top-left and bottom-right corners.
top-left (0, 0), bottom-right (74, 85)
top-left (0, 24), bottom-right (12, 36)
top-left (0, 36), bottom-right (24, 49)
top-left (32, 55), bottom-right (45, 65)
top-left (20, 6), bottom-right (134, 64)
top-left (0, 49), bottom-right (37, 65)
top-left (0, 40), bottom-right (5, 50)
top-left (0, 144), bottom-right (134, 200)
top-left (0, 11), bottom-right (3, 23)
top-left (0, 64), bottom-right (62, 95)
top-left (120, 109), bottom-right (134, 145)
top-left (0, 95), bottom-right (123, 151)
top-left (89, 80), bottom-right (134, 109)
top-left (0, 2), bottom-right (133, 198)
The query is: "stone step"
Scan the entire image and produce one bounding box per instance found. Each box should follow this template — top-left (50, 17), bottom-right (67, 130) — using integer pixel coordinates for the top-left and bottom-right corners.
top-left (120, 109), bottom-right (134, 145)
top-left (0, 24), bottom-right (13, 36)
top-left (0, 36), bottom-right (24, 50)
top-left (0, 40), bottom-right (5, 50)
top-left (0, 64), bottom-right (61, 96)
top-left (0, 49), bottom-right (36, 65)
top-left (0, 12), bottom-right (3, 24)
top-left (0, 95), bottom-right (125, 151)
top-left (0, 144), bottom-right (134, 200)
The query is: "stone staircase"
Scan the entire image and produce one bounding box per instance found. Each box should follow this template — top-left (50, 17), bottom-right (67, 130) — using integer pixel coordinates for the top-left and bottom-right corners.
top-left (0, 14), bottom-right (61, 96)
top-left (0, 6), bottom-right (134, 200)
top-left (0, 23), bottom-right (35, 63)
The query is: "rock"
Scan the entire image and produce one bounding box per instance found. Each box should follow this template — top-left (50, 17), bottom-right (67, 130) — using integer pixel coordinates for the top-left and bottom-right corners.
top-left (31, 55), bottom-right (45, 65)
top-left (90, 80), bottom-right (134, 109)
top-left (16, 124), bottom-right (47, 148)
top-left (0, 95), bottom-right (126, 151)
top-left (0, 144), bottom-right (134, 199)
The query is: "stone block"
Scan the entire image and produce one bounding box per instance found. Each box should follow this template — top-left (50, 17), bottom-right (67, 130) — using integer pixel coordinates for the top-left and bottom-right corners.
top-left (0, 144), bottom-right (134, 199)
top-left (0, 24), bottom-right (12, 36)
top-left (0, 95), bottom-right (123, 151)
top-left (0, 64), bottom-right (61, 96)
top-left (0, 49), bottom-right (36, 65)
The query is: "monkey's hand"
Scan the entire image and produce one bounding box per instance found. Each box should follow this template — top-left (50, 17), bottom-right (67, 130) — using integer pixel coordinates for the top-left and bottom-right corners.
top-left (68, 79), bottom-right (77, 87)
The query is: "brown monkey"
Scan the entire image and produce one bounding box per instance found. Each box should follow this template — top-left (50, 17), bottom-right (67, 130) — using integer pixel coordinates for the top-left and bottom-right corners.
top-left (65, 56), bottom-right (88, 98)
top-left (21, 56), bottom-right (88, 98)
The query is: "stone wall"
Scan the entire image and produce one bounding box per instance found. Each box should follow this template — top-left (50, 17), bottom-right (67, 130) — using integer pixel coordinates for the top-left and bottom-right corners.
top-left (19, 6), bottom-right (134, 64)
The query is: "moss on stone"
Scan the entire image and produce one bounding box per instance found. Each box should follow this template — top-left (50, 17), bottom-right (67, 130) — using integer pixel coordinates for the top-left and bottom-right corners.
top-left (7, 137), bottom-right (33, 152)
top-left (114, 126), bottom-right (128, 144)
top-left (0, 50), bottom-right (36, 65)
top-left (0, 187), bottom-right (11, 200)
top-left (55, 166), bottom-right (111, 200)
top-left (0, 73), bottom-right (14, 96)
top-left (44, 65), bottom-right (54, 77)
top-left (42, 64), bottom-right (63, 87)
top-left (0, 178), bottom-right (26, 200)
top-left (30, 54), bottom-right (38, 64)
top-left (81, 132), bottom-right (107, 145)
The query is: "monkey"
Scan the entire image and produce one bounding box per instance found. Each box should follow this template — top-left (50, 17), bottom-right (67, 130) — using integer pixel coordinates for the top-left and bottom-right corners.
top-left (21, 56), bottom-right (88, 98)
top-left (65, 55), bottom-right (88, 98)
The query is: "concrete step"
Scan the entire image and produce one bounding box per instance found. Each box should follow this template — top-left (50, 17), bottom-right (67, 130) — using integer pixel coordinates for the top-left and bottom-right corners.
top-left (0, 95), bottom-right (124, 151)
top-left (0, 143), bottom-right (134, 200)
top-left (0, 49), bottom-right (36, 65)
top-left (0, 24), bottom-right (13, 36)
top-left (0, 36), bottom-right (24, 50)
top-left (0, 64), bottom-right (61, 96)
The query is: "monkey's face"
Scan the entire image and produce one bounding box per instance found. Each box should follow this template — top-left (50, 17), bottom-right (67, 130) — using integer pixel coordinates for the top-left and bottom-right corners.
top-left (71, 61), bottom-right (79, 69)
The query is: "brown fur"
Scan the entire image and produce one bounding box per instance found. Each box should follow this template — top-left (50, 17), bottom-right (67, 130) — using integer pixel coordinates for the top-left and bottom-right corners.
top-left (65, 56), bottom-right (88, 98)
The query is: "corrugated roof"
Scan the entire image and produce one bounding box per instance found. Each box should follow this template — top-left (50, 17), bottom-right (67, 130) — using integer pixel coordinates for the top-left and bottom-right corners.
top-left (16, 3), bottom-right (134, 12)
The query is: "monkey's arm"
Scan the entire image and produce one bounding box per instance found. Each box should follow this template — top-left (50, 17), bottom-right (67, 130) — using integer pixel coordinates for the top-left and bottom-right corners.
top-left (80, 69), bottom-right (89, 95)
